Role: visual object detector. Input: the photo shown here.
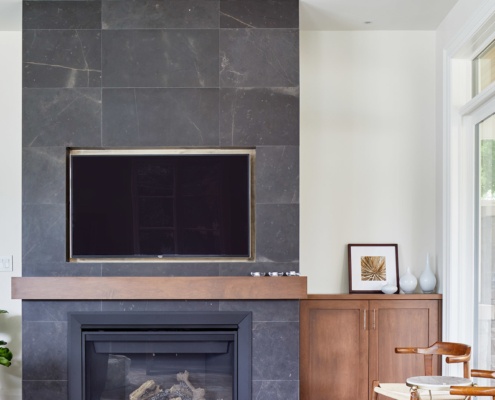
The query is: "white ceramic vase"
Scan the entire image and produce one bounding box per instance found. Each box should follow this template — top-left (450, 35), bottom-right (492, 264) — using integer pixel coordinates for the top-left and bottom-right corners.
top-left (399, 267), bottom-right (417, 294)
top-left (419, 253), bottom-right (436, 293)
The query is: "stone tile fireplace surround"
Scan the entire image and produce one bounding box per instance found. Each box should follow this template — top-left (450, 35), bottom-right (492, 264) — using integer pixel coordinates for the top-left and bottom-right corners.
top-left (20, 1), bottom-right (300, 399)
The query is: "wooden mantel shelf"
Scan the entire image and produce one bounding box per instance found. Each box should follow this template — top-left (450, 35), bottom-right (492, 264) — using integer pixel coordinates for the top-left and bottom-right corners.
top-left (11, 276), bottom-right (308, 300)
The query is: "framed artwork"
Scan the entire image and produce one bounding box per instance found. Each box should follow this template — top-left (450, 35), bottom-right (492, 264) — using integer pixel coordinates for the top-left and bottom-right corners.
top-left (347, 243), bottom-right (399, 294)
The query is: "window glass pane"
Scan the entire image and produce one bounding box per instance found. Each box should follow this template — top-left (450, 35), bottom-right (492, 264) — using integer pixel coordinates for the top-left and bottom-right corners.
top-left (474, 40), bottom-right (495, 96)
top-left (477, 112), bottom-right (495, 370)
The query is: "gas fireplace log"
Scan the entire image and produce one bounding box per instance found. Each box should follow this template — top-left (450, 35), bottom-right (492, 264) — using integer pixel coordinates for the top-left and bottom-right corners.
top-left (131, 371), bottom-right (206, 400)
top-left (176, 371), bottom-right (205, 400)
top-left (129, 380), bottom-right (163, 400)
top-left (147, 392), bottom-right (169, 400)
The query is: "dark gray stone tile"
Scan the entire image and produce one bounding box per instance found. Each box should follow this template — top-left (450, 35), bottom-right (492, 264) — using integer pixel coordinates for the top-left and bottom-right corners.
top-left (23, 30), bottom-right (101, 88)
top-left (22, 204), bottom-right (66, 263)
top-left (219, 88), bottom-right (299, 146)
top-left (23, 301), bottom-right (102, 321)
top-left (252, 380), bottom-right (299, 400)
top-left (255, 204), bottom-right (299, 262)
top-left (102, 0), bottom-right (219, 29)
top-left (23, 321), bottom-right (68, 380)
top-left (144, 301), bottom-right (221, 312)
top-left (100, 301), bottom-right (148, 312)
top-left (220, 300), bottom-right (299, 322)
top-left (256, 146), bottom-right (299, 204)
top-left (102, 88), bottom-right (219, 146)
top-left (23, 380), bottom-right (67, 400)
top-left (23, 88), bottom-right (102, 147)
top-left (219, 262), bottom-right (299, 276)
top-left (23, 1), bottom-right (101, 29)
top-left (145, 301), bottom-right (221, 311)
top-left (22, 147), bottom-right (66, 205)
top-left (102, 30), bottom-right (219, 88)
top-left (220, 29), bottom-right (299, 87)
top-left (252, 321), bottom-right (298, 380)
top-left (220, 0), bottom-right (298, 28)
top-left (22, 262), bottom-right (103, 277)
top-left (101, 262), bottom-right (220, 276)
top-left (102, 300), bottom-right (220, 312)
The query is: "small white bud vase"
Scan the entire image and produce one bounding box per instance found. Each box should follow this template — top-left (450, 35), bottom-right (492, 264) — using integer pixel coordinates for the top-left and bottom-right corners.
top-left (381, 283), bottom-right (398, 294)
top-left (419, 253), bottom-right (436, 293)
top-left (399, 267), bottom-right (417, 294)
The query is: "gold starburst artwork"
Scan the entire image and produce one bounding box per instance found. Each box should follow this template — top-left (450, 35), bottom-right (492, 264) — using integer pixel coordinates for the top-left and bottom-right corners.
top-left (361, 256), bottom-right (386, 281)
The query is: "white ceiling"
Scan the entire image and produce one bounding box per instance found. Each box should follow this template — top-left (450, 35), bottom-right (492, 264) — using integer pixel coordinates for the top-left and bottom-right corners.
top-left (300, 0), bottom-right (460, 31)
top-left (0, 0), bottom-right (459, 32)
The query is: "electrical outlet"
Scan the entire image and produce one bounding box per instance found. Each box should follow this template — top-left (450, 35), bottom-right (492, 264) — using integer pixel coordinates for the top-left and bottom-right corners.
top-left (0, 256), bottom-right (12, 272)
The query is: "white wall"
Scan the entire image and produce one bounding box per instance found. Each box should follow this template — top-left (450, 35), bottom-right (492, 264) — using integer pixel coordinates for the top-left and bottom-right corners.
top-left (0, 1), bottom-right (22, 398)
top-left (300, 30), bottom-right (437, 293)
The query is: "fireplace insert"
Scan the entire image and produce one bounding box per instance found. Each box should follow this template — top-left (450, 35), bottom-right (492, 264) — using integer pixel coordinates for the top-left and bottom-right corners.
top-left (68, 312), bottom-right (252, 400)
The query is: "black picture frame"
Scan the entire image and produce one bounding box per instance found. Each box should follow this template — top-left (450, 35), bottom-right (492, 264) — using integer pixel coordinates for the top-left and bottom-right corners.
top-left (347, 243), bottom-right (399, 294)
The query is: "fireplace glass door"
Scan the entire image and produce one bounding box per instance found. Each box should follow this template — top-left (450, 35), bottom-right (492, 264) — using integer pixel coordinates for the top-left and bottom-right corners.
top-left (68, 312), bottom-right (252, 400)
top-left (84, 331), bottom-right (236, 400)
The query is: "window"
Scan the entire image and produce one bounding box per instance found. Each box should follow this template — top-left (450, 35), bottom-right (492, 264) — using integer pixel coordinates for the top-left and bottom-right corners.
top-left (474, 40), bottom-right (495, 96)
top-left (443, 5), bottom-right (495, 375)
top-left (477, 113), bottom-right (495, 369)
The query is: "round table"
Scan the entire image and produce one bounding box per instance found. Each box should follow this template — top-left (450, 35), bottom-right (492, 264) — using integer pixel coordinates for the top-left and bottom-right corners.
top-left (405, 376), bottom-right (472, 399)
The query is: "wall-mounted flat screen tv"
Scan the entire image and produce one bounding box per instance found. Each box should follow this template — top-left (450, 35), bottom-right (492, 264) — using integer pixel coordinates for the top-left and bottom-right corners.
top-left (68, 148), bottom-right (255, 262)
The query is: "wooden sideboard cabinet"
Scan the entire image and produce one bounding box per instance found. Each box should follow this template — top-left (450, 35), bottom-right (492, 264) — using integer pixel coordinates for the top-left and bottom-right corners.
top-left (300, 294), bottom-right (442, 400)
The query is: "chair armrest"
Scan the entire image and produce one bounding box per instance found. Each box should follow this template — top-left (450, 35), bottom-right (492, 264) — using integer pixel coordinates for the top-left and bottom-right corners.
top-left (471, 369), bottom-right (495, 379)
top-left (450, 386), bottom-right (495, 397)
top-left (395, 347), bottom-right (420, 354)
top-left (446, 354), bottom-right (471, 364)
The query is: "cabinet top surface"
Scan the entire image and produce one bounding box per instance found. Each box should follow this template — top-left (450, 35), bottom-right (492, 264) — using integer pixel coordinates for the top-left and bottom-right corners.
top-left (306, 293), bottom-right (442, 300)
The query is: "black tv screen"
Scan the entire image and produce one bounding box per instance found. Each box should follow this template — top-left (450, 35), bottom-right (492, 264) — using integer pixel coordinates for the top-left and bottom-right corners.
top-left (68, 149), bottom-right (254, 261)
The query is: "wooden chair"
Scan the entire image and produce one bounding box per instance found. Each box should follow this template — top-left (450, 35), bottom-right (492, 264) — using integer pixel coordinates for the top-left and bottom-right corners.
top-left (395, 341), bottom-right (472, 378)
top-left (373, 341), bottom-right (472, 400)
top-left (450, 369), bottom-right (495, 399)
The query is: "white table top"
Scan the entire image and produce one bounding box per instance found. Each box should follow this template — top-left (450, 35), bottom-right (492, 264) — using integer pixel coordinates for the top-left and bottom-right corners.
top-left (406, 376), bottom-right (472, 391)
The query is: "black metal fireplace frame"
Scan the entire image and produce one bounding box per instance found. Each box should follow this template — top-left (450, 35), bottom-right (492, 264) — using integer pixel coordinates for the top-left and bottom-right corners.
top-left (68, 311), bottom-right (252, 400)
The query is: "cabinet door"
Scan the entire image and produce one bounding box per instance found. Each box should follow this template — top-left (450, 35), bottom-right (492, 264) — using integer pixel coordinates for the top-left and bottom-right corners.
top-left (300, 300), bottom-right (369, 400)
top-left (369, 300), bottom-right (441, 398)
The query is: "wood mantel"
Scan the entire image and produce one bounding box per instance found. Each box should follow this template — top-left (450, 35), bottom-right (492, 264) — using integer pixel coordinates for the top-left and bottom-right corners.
top-left (11, 276), bottom-right (308, 300)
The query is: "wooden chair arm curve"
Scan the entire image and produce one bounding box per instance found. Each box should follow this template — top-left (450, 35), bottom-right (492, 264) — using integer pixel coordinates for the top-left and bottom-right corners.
top-left (471, 369), bottom-right (495, 379)
top-left (395, 347), bottom-right (418, 354)
top-left (446, 354), bottom-right (471, 363)
top-left (450, 386), bottom-right (495, 397)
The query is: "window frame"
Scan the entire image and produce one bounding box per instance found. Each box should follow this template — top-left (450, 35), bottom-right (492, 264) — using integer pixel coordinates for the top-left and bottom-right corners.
top-left (443, 3), bottom-right (495, 374)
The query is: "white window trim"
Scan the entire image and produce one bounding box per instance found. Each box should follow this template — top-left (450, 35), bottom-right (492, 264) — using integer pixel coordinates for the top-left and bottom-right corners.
top-left (443, 0), bottom-right (495, 374)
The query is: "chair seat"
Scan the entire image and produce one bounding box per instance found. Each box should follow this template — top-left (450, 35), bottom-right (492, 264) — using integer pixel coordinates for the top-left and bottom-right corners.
top-left (375, 383), bottom-right (468, 400)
